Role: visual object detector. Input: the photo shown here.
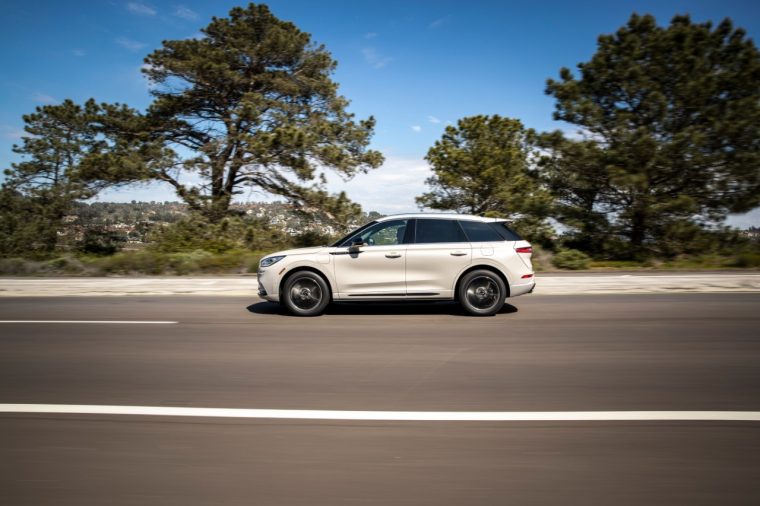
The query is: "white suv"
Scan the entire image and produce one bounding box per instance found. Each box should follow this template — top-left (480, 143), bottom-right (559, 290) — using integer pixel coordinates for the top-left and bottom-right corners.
top-left (257, 213), bottom-right (535, 316)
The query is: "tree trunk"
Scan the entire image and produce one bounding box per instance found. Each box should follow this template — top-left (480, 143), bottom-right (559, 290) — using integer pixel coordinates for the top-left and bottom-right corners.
top-left (629, 204), bottom-right (648, 260)
top-left (207, 193), bottom-right (231, 223)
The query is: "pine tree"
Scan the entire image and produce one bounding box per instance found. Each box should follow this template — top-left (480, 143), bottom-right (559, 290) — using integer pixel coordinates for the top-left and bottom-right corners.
top-left (417, 115), bottom-right (553, 241)
top-left (545, 14), bottom-right (760, 258)
top-left (142, 3), bottom-right (383, 223)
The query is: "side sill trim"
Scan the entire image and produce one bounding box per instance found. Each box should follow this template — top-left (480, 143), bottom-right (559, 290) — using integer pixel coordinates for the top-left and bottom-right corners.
top-left (348, 293), bottom-right (406, 297)
top-left (347, 292), bottom-right (440, 297)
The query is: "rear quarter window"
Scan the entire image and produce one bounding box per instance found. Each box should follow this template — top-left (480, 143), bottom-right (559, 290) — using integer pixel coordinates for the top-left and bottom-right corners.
top-left (490, 222), bottom-right (523, 241)
top-left (459, 220), bottom-right (504, 242)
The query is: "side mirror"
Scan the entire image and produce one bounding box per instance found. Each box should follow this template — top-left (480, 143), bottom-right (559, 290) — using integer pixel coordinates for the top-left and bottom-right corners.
top-left (349, 238), bottom-right (365, 252)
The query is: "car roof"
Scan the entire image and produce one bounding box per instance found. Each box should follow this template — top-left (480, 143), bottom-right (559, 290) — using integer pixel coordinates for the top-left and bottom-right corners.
top-left (376, 213), bottom-right (507, 223)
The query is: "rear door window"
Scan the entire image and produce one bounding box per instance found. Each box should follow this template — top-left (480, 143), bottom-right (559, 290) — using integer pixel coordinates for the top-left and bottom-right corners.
top-left (415, 219), bottom-right (467, 243)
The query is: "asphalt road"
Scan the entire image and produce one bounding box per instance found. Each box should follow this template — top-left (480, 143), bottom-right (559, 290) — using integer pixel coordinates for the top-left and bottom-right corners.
top-left (1, 293), bottom-right (759, 505)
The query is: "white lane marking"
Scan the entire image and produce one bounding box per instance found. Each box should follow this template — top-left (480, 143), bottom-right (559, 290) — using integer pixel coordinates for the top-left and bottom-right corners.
top-left (540, 275), bottom-right (760, 278)
top-left (0, 321), bottom-right (178, 324)
top-left (1, 405), bottom-right (759, 422)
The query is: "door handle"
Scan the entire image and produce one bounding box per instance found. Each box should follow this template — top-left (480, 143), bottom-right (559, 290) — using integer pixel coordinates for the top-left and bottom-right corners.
top-left (385, 252), bottom-right (402, 258)
top-left (450, 251), bottom-right (467, 256)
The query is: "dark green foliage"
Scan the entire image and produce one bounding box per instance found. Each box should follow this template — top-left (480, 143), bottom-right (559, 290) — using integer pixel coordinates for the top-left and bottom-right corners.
top-left (287, 190), bottom-right (362, 236)
top-left (0, 187), bottom-right (61, 257)
top-left (536, 132), bottom-right (611, 255)
top-left (291, 230), bottom-right (335, 247)
top-left (1, 99), bottom-right (156, 255)
top-left (416, 115), bottom-right (553, 243)
top-left (78, 229), bottom-right (127, 255)
top-left (6, 100), bottom-right (155, 198)
top-left (148, 215), bottom-right (288, 254)
top-left (544, 14), bottom-right (760, 258)
top-left (142, 3), bottom-right (383, 223)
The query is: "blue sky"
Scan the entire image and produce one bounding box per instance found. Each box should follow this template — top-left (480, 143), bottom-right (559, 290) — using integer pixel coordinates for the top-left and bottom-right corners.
top-left (1, 0), bottom-right (759, 225)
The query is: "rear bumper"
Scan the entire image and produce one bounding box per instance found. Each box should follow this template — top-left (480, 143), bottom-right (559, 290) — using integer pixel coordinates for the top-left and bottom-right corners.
top-left (509, 279), bottom-right (535, 297)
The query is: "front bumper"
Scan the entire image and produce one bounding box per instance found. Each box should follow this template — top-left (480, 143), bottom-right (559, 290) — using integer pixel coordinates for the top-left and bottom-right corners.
top-left (257, 278), bottom-right (267, 297)
top-left (257, 269), bottom-right (280, 302)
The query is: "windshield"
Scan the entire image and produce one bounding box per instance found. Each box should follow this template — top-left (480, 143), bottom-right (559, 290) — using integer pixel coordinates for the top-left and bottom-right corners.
top-left (330, 221), bottom-right (377, 247)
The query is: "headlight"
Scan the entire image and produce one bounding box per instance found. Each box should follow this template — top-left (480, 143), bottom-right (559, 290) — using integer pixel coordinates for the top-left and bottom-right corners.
top-left (259, 255), bottom-right (286, 268)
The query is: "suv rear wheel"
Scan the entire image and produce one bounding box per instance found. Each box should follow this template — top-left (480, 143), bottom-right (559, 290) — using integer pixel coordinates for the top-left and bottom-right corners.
top-left (458, 269), bottom-right (507, 316)
top-left (282, 271), bottom-right (330, 316)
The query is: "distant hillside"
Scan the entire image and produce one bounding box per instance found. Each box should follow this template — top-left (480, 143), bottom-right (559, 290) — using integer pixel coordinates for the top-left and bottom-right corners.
top-left (61, 201), bottom-right (383, 247)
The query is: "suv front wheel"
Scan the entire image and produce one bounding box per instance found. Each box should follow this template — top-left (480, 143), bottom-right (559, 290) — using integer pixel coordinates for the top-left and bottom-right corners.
top-left (282, 271), bottom-right (331, 316)
top-left (458, 269), bottom-right (507, 316)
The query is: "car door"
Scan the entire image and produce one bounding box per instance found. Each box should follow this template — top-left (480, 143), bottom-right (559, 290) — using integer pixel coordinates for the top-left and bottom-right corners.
top-left (405, 218), bottom-right (472, 298)
top-left (330, 219), bottom-right (410, 299)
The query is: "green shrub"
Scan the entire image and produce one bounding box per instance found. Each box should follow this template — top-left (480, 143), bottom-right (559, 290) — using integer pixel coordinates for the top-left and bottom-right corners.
top-left (0, 257), bottom-right (36, 275)
top-left (552, 249), bottom-right (591, 270)
top-left (587, 259), bottom-right (649, 269)
top-left (529, 244), bottom-right (552, 272)
top-left (729, 252), bottom-right (760, 268)
top-left (192, 250), bottom-right (254, 273)
top-left (42, 256), bottom-right (86, 274)
top-left (82, 249), bottom-right (266, 275)
top-left (93, 251), bottom-right (168, 275)
top-left (0, 255), bottom-right (93, 275)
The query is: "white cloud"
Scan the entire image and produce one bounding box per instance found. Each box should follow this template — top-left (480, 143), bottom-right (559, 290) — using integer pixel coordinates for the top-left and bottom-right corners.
top-left (1, 125), bottom-right (24, 140)
top-left (322, 156), bottom-right (432, 214)
top-left (427, 115), bottom-right (441, 124)
top-left (33, 93), bottom-right (56, 104)
top-left (364, 32), bottom-right (377, 39)
top-left (411, 125), bottom-right (422, 132)
top-left (561, 128), bottom-right (585, 140)
top-left (86, 155), bottom-right (440, 216)
top-left (116, 36), bottom-right (146, 51)
top-left (361, 47), bottom-right (393, 69)
top-left (72, 49), bottom-right (86, 57)
top-left (126, 2), bottom-right (156, 16)
top-left (429, 16), bottom-right (450, 29)
top-left (97, 157), bottom-right (433, 214)
top-left (727, 208), bottom-right (760, 229)
top-left (94, 182), bottom-right (179, 204)
top-left (87, 151), bottom-right (435, 216)
top-left (174, 6), bottom-right (198, 20)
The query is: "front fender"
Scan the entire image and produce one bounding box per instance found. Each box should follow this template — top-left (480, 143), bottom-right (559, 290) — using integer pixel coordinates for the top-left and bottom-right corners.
top-left (276, 258), bottom-right (337, 299)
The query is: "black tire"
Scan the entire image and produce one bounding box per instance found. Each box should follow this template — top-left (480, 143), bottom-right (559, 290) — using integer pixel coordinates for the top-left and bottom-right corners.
top-left (282, 271), bottom-right (330, 316)
top-left (458, 269), bottom-right (507, 316)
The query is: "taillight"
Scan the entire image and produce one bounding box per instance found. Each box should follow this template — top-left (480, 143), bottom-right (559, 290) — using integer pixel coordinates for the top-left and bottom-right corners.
top-left (515, 246), bottom-right (532, 254)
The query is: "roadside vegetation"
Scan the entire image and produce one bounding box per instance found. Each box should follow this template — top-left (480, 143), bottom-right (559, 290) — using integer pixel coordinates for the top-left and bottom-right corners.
top-left (1, 5), bottom-right (759, 275)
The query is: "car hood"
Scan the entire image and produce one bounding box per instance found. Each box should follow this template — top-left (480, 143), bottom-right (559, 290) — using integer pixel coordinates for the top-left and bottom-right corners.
top-left (264, 246), bottom-right (330, 258)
